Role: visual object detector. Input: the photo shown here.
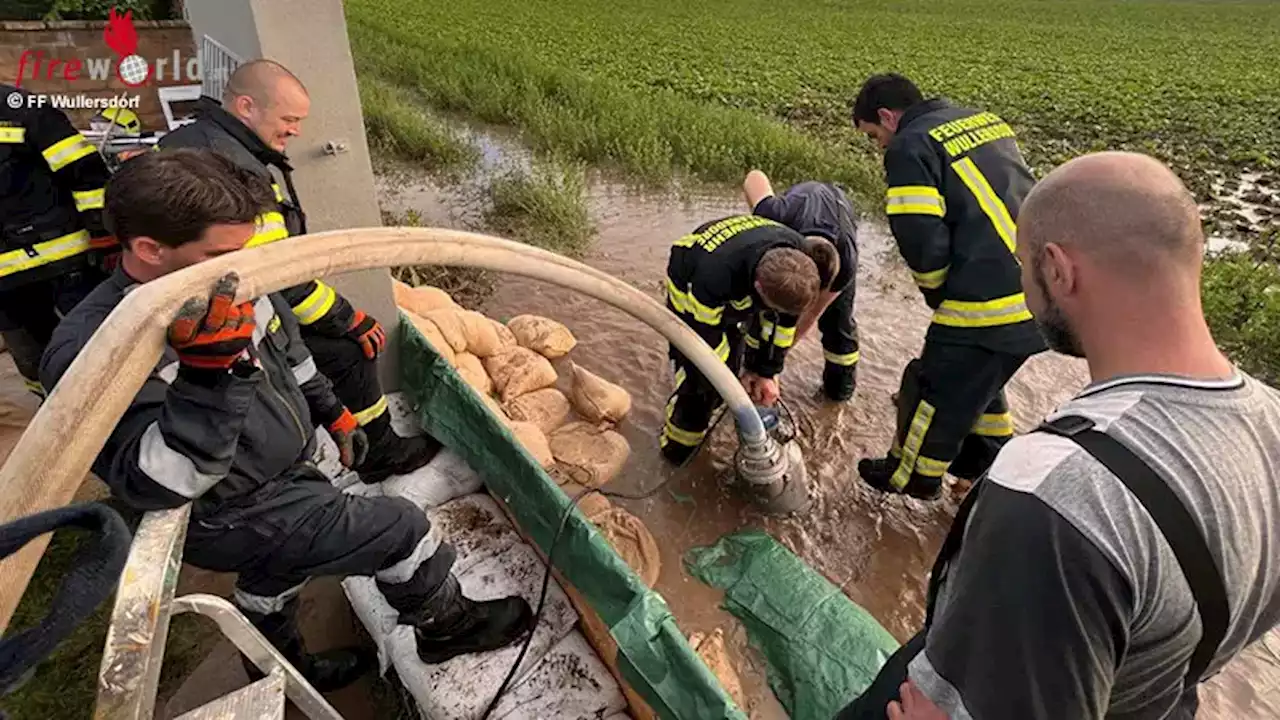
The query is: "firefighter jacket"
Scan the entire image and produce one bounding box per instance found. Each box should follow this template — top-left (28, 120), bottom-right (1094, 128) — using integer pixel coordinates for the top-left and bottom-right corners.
top-left (666, 215), bottom-right (806, 378)
top-left (883, 98), bottom-right (1047, 356)
top-left (40, 268), bottom-right (347, 518)
top-left (158, 98), bottom-right (357, 335)
top-left (0, 84), bottom-right (113, 292)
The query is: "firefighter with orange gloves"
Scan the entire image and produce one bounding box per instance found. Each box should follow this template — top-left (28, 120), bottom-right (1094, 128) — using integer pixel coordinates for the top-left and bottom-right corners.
top-left (0, 83), bottom-right (116, 399)
top-left (851, 73), bottom-right (1048, 500)
top-left (660, 214), bottom-right (836, 465)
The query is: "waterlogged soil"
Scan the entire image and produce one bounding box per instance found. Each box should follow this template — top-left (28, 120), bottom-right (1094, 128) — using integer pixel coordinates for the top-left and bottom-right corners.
top-left (374, 129), bottom-right (1279, 718)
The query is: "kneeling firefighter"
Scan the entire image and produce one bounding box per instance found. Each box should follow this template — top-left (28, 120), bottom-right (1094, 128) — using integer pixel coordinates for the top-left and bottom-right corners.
top-left (157, 58), bottom-right (436, 483)
top-left (660, 214), bottom-right (836, 465)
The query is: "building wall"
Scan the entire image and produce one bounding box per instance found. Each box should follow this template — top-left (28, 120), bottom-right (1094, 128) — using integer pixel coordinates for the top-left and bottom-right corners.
top-left (0, 20), bottom-right (197, 132)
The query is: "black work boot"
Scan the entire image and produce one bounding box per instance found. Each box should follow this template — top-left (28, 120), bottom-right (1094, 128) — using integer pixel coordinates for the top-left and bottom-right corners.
top-left (385, 573), bottom-right (534, 665)
top-left (822, 363), bottom-right (857, 403)
top-left (238, 597), bottom-right (374, 692)
top-left (660, 440), bottom-right (699, 467)
top-left (356, 414), bottom-right (442, 483)
top-left (857, 456), bottom-right (942, 501)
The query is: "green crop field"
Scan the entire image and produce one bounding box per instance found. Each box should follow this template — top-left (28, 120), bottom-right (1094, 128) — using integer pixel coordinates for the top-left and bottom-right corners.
top-left (347, 0), bottom-right (1280, 231)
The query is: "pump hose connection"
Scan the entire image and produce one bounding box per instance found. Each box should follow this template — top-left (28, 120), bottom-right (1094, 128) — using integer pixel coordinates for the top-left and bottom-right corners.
top-left (731, 402), bottom-right (810, 514)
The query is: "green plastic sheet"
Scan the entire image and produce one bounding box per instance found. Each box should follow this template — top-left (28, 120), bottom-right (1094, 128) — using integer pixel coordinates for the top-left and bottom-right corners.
top-left (685, 530), bottom-right (901, 720)
top-left (398, 317), bottom-right (746, 720)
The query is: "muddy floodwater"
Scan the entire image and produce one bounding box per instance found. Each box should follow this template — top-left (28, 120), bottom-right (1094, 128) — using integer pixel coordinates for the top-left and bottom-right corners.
top-left (374, 126), bottom-right (1279, 719)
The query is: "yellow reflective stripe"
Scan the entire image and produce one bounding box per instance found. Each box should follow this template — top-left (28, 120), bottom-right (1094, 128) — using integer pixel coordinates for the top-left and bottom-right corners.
top-left (916, 456), bottom-right (950, 478)
top-left (912, 266), bottom-right (949, 290)
top-left (673, 367), bottom-right (687, 390)
top-left (886, 185), bottom-right (946, 217)
top-left (21, 377), bottom-right (45, 395)
top-left (0, 126), bottom-right (26, 144)
top-left (272, 183), bottom-right (285, 203)
top-left (42, 134), bottom-right (96, 172)
top-left (972, 412), bottom-right (1014, 437)
top-left (951, 157), bottom-right (1017, 254)
top-left (730, 296), bottom-right (752, 311)
top-left (665, 278), bottom-right (723, 325)
top-left (72, 187), bottom-right (105, 212)
top-left (759, 317), bottom-right (795, 349)
top-left (933, 293), bottom-right (1033, 328)
top-left (745, 334), bottom-right (760, 349)
top-left (246, 211), bottom-right (289, 248)
top-left (662, 420), bottom-right (706, 447)
top-left (713, 335), bottom-right (730, 362)
top-left (293, 282), bottom-right (337, 325)
top-left (892, 400), bottom-right (936, 489)
top-left (823, 350), bottom-right (860, 366)
top-left (0, 229), bottom-right (92, 278)
top-left (353, 396), bottom-right (390, 426)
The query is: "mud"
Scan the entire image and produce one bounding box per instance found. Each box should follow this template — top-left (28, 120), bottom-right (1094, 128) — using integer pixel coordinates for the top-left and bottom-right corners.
top-left (375, 120), bottom-right (1280, 719)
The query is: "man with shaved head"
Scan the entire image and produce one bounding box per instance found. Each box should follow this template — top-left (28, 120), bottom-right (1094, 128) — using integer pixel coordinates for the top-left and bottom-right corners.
top-left (836, 152), bottom-right (1280, 719)
top-left (159, 60), bottom-right (442, 486)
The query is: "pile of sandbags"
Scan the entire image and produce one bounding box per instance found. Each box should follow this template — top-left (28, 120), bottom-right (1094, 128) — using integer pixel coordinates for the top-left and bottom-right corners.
top-left (392, 280), bottom-right (632, 485)
top-left (560, 481), bottom-right (660, 588)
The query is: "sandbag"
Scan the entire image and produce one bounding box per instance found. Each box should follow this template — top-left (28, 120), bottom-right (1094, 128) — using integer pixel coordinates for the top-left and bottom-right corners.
top-left (480, 393), bottom-right (510, 426)
top-left (394, 280), bottom-right (457, 316)
top-left (491, 319), bottom-right (518, 350)
top-left (483, 346), bottom-right (558, 403)
top-left (504, 388), bottom-right (571, 435)
top-left (457, 310), bottom-right (504, 357)
top-left (424, 309), bottom-right (469, 354)
top-left (454, 353), bottom-right (492, 397)
top-left (568, 361), bottom-right (632, 424)
top-left (561, 482), bottom-right (613, 521)
top-left (688, 628), bottom-right (746, 712)
top-left (593, 507), bottom-right (660, 588)
top-left (548, 421), bottom-right (630, 488)
top-left (405, 311), bottom-right (456, 366)
top-left (509, 420), bottom-right (554, 469)
top-left (508, 314), bottom-right (576, 359)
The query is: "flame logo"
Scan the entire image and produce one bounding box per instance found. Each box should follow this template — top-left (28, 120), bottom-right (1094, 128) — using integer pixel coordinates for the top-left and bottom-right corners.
top-left (103, 7), bottom-right (139, 58)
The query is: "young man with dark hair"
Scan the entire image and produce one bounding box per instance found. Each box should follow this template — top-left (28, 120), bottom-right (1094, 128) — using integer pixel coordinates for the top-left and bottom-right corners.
top-left (157, 59), bottom-right (436, 484)
top-left (850, 72), bottom-right (1047, 500)
top-left (743, 170), bottom-right (861, 401)
top-left (40, 148), bottom-right (532, 692)
top-left (660, 214), bottom-right (826, 464)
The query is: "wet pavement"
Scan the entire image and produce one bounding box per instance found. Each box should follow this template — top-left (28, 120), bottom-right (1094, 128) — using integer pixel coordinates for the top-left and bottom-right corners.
top-left (374, 121), bottom-right (1280, 718)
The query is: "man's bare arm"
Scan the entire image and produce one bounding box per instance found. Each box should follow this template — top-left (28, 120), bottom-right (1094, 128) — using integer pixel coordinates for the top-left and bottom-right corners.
top-left (744, 169), bottom-right (775, 209)
top-left (796, 289), bottom-right (839, 343)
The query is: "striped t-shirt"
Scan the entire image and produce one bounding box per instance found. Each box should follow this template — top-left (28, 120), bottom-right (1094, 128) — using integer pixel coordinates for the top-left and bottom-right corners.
top-left (910, 372), bottom-right (1280, 719)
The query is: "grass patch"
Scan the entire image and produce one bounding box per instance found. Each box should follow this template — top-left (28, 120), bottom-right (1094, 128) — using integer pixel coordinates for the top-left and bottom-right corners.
top-left (484, 161), bottom-right (595, 257)
top-left (359, 74), bottom-right (479, 175)
top-left (383, 208), bottom-right (496, 309)
top-left (1203, 244), bottom-right (1280, 386)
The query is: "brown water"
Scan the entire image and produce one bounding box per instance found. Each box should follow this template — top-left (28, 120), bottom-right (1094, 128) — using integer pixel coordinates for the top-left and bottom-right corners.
top-left (374, 127), bottom-right (1279, 719)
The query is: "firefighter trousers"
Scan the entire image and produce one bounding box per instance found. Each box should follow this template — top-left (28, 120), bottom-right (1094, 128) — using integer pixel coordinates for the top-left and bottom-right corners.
top-left (885, 339), bottom-right (1029, 491)
top-left (300, 330), bottom-right (393, 438)
top-left (660, 324), bottom-right (745, 465)
top-left (818, 280), bottom-right (860, 401)
top-left (0, 269), bottom-right (107, 395)
top-left (184, 465), bottom-right (456, 617)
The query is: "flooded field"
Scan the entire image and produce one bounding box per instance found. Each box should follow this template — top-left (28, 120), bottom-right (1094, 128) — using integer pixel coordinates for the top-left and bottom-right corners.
top-left (375, 123), bottom-right (1279, 718)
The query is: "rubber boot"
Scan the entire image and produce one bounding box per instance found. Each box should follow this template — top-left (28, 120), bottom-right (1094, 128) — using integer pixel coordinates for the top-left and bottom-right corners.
top-left (238, 597), bottom-right (374, 692)
top-left (822, 362), bottom-right (857, 403)
top-left (356, 414), bottom-right (442, 484)
top-left (857, 456), bottom-right (942, 501)
top-left (384, 573), bottom-right (533, 665)
top-left (660, 440), bottom-right (699, 467)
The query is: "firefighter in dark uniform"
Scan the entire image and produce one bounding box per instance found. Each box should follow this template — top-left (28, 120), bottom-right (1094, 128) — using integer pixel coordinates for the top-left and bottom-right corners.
top-left (158, 59), bottom-right (437, 483)
top-left (0, 84), bottom-right (115, 398)
top-left (851, 73), bottom-right (1048, 500)
top-left (660, 214), bottom-right (832, 464)
top-left (744, 170), bottom-right (861, 401)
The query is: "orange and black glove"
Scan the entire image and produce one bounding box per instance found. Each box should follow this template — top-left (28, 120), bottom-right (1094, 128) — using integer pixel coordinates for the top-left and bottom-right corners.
top-left (327, 408), bottom-right (369, 468)
top-left (345, 310), bottom-right (386, 361)
top-left (168, 274), bottom-right (256, 373)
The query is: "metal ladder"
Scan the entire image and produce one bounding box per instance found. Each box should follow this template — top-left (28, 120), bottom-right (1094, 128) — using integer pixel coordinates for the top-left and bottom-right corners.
top-left (93, 505), bottom-right (342, 720)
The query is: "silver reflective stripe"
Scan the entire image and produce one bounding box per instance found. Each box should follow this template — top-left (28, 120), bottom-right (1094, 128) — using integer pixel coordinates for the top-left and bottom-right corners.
top-left (137, 422), bottom-right (223, 498)
top-left (251, 296), bottom-right (276, 346)
top-left (375, 525), bottom-right (442, 584)
top-left (292, 356), bottom-right (317, 385)
top-left (232, 582), bottom-right (307, 616)
top-left (157, 362), bottom-right (179, 385)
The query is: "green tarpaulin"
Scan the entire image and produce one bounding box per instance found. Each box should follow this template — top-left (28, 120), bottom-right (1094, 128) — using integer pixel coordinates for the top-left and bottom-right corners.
top-left (685, 530), bottom-right (900, 720)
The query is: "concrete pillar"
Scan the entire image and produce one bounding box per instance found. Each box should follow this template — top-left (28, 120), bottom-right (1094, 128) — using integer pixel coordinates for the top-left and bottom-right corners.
top-left (182, 0), bottom-right (401, 388)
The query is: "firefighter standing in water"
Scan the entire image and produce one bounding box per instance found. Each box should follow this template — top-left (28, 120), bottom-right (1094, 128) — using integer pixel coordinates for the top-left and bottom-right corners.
top-left (743, 170), bottom-right (861, 402)
top-left (660, 214), bottom-right (836, 465)
top-left (852, 73), bottom-right (1047, 500)
top-left (158, 59), bottom-right (438, 483)
top-left (0, 84), bottom-right (115, 398)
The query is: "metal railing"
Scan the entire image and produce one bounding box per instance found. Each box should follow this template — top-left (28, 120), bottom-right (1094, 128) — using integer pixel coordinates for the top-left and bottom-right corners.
top-left (199, 34), bottom-right (243, 100)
